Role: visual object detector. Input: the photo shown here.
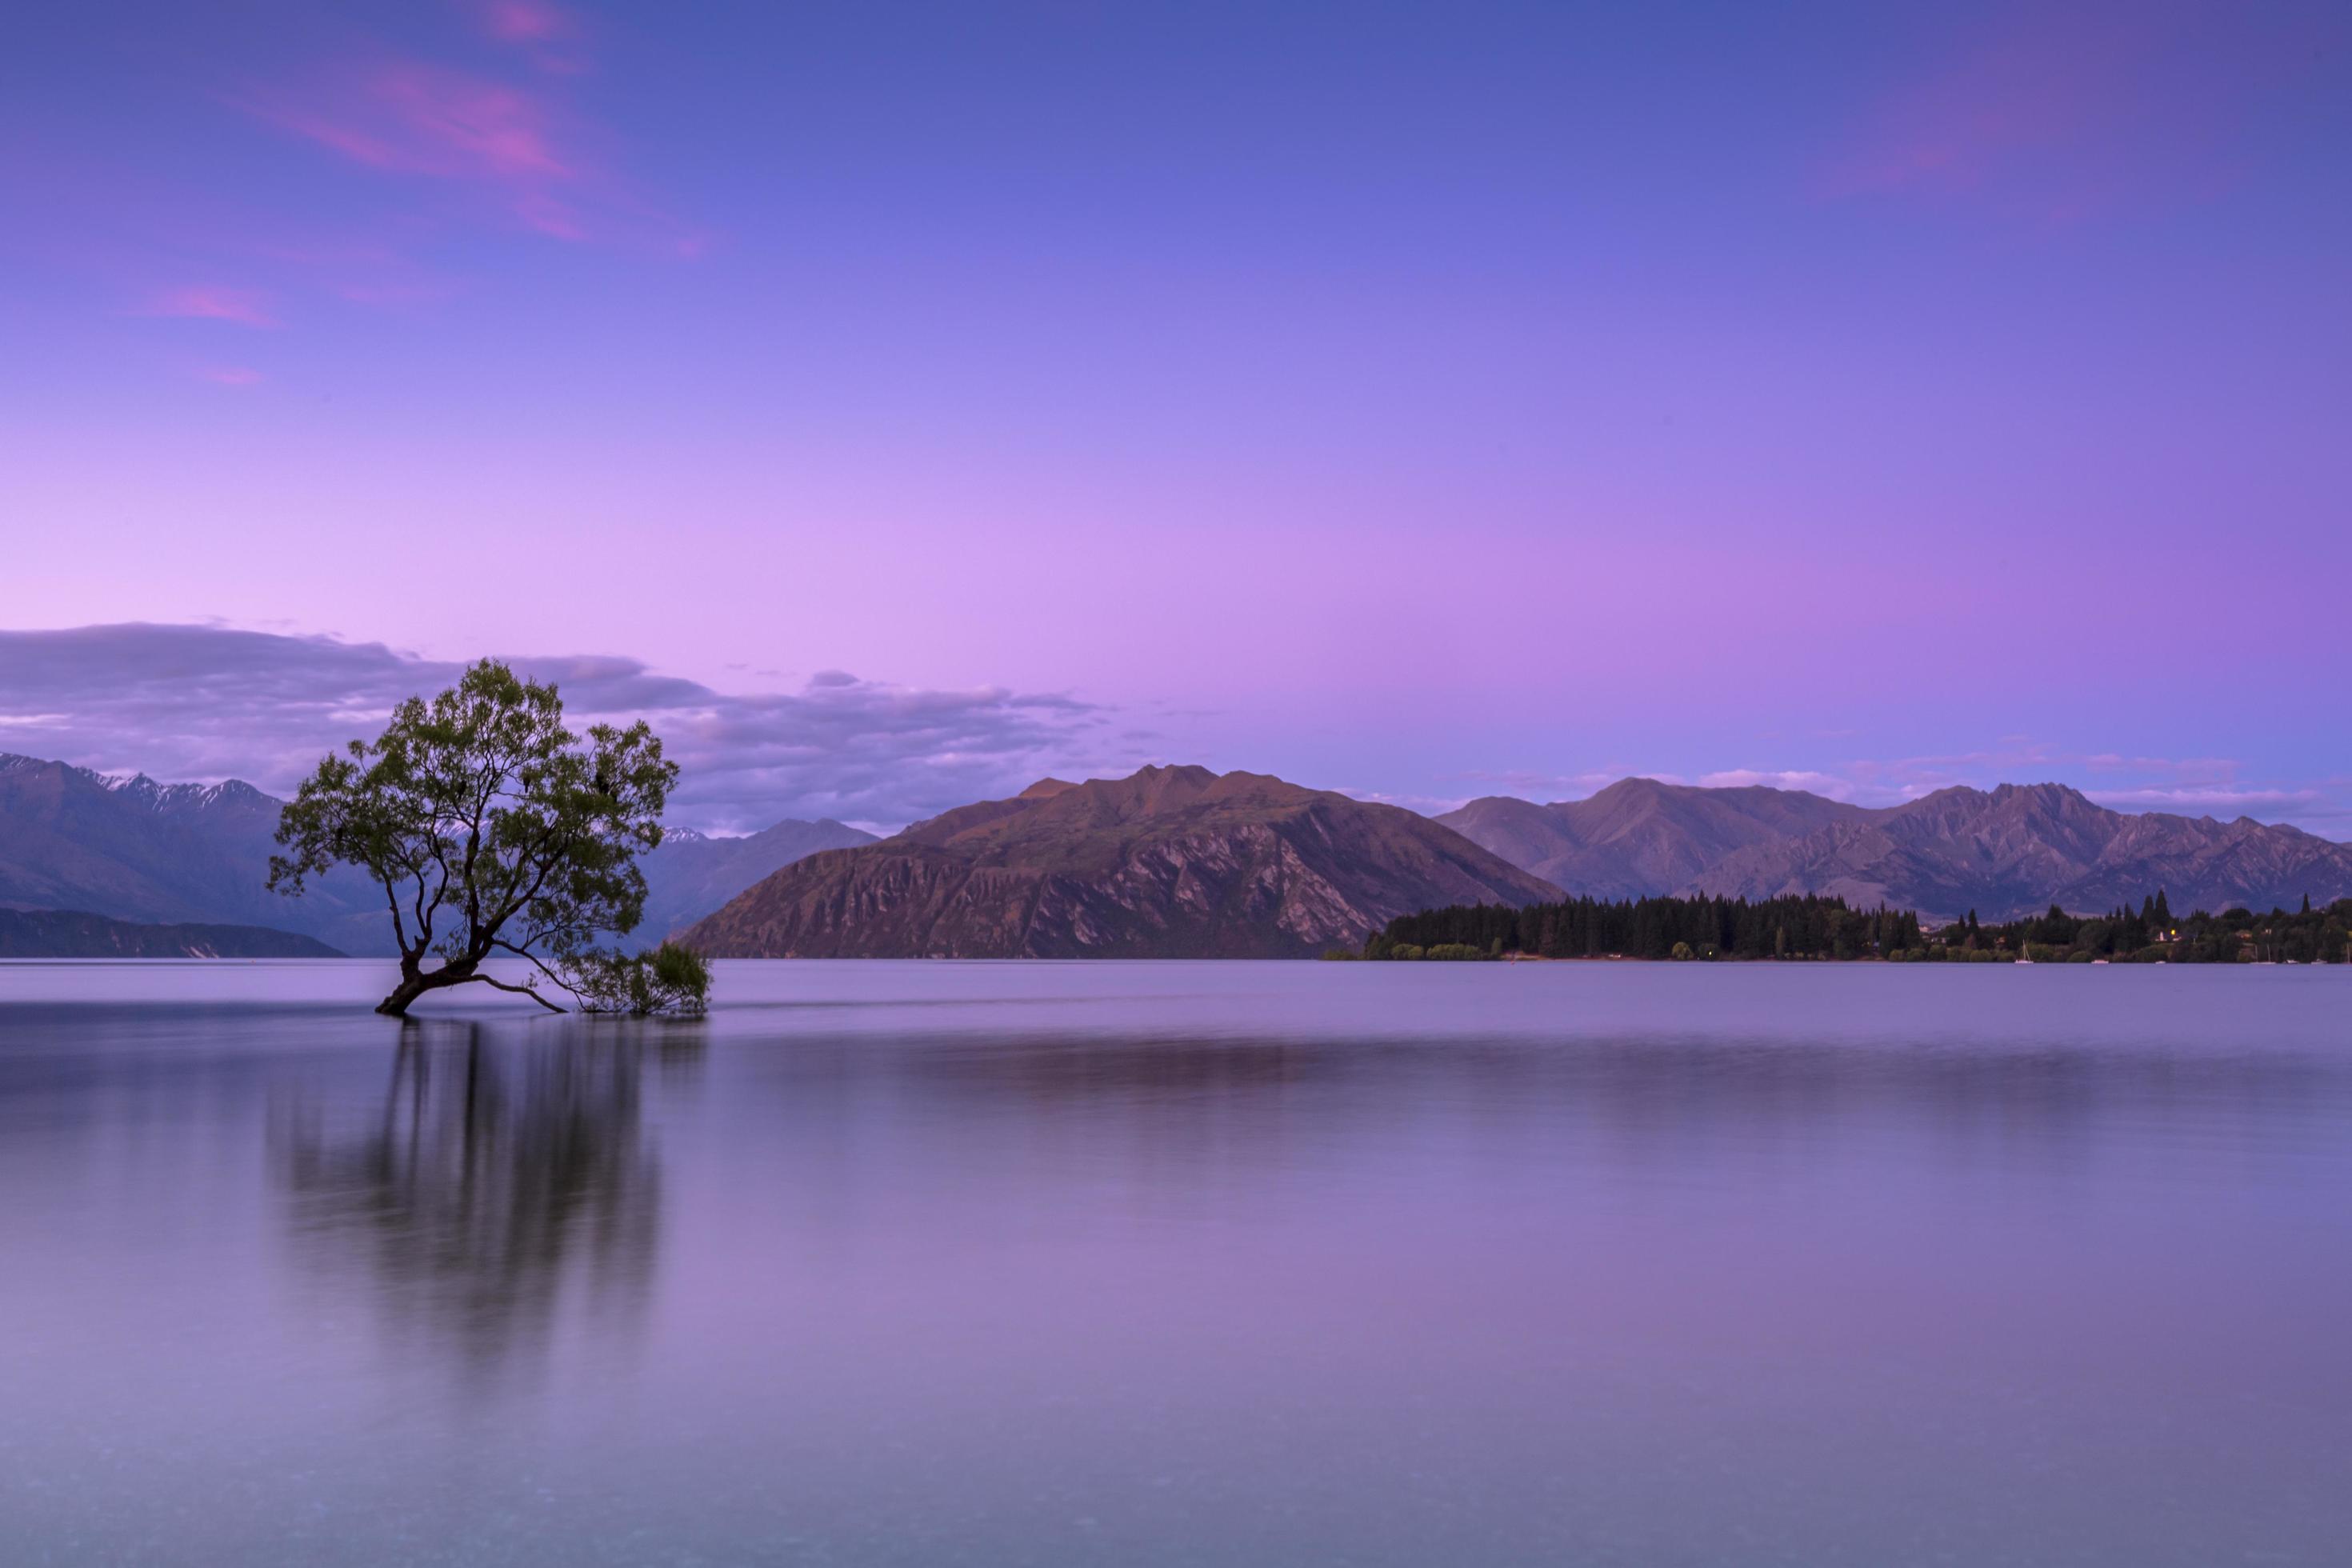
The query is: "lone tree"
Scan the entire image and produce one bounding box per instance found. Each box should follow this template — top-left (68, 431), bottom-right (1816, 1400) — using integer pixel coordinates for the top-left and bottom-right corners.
top-left (269, 659), bottom-right (706, 1017)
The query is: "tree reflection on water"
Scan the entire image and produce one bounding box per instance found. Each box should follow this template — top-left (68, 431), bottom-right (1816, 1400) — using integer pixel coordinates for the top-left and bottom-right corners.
top-left (274, 1021), bottom-right (702, 1392)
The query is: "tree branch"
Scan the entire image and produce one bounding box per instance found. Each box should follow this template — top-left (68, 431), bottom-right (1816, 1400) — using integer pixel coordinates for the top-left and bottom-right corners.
top-left (485, 822), bottom-right (578, 934)
top-left (379, 874), bottom-right (415, 958)
top-left (489, 937), bottom-right (578, 998)
top-left (466, 971), bottom-right (567, 1014)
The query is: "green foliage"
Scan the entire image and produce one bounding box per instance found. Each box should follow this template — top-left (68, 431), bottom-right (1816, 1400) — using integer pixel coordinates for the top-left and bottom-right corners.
top-left (269, 658), bottom-right (684, 1014)
top-left (566, 940), bottom-right (712, 1017)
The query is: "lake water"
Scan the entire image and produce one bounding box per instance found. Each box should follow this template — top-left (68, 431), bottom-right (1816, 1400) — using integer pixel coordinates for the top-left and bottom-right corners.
top-left (2, 961), bottom-right (2347, 1566)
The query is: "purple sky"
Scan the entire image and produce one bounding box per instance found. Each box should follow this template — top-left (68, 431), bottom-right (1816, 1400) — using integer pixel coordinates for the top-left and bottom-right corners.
top-left (3, 2), bottom-right (2347, 834)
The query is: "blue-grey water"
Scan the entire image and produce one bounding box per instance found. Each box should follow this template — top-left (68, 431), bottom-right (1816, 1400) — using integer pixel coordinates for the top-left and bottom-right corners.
top-left (1, 960), bottom-right (2347, 1566)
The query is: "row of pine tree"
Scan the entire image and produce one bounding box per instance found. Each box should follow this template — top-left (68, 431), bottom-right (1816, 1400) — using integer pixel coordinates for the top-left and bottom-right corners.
top-left (1362, 891), bottom-right (2352, 963)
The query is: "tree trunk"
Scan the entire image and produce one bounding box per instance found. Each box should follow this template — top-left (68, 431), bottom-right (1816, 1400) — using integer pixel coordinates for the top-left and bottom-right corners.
top-left (375, 976), bottom-right (428, 1016)
top-left (376, 957), bottom-right (476, 1017)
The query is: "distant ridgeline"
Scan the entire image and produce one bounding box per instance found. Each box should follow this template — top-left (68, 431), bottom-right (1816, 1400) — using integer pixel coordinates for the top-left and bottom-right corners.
top-left (1356, 891), bottom-right (2352, 963)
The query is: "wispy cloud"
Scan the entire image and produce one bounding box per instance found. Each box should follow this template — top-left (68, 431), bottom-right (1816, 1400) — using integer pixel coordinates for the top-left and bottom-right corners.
top-left (89, 5), bottom-right (666, 368)
top-left (1332, 786), bottom-right (1478, 817)
top-left (235, 46), bottom-right (692, 252)
top-left (2089, 784), bottom-right (2329, 818)
top-left (1698, 769), bottom-right (1859, 799)
top-left (480, 0), bottom-right (568, 44)
top-left (245, 236), bottom-right (459, 312)
top-left (196, 366), bottom-right (265, 388)
top-left (143, 284), bottom-right (275, 326)
top-left (1710, 749), bottom-right (2350, 838)
top-left (242, 60), bottom-right (578, 235)
top-left (1454, 767), bottom-right (1689, 802)
top-left (0, 623), bottom-right (1126, 834)
top-left (1815, 6), bottom-right (2338, 223)
top-left (1822, 34), bottom-right (2125, 206)
top-left (470, 0), bottom-right (588, 74)
top-left (513, 192), bottom-right (586, 240)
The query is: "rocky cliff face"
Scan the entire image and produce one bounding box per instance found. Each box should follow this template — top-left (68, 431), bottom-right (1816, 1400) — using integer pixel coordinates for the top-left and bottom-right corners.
top-left (681, 765), bottom-right (1563, 958)
top-left (1442, 771), bottom-right (2352, 922)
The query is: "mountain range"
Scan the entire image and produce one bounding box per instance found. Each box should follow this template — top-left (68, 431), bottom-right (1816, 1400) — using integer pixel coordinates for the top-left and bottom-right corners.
top-left (0, 754), bottom-right (386, 952)
top-left (1440, 777), bottom-right (2352, 923)
top-left (634, 820), bottom-right (877, 940)
top-left (681, 765), bottom-right (1561, 958)
top-left (1440, 780), bottom-right (1866, 900)
top-left (0, 753), bottom-right (870, 956)
top-left (8, 748), bottom-right (2349, 959)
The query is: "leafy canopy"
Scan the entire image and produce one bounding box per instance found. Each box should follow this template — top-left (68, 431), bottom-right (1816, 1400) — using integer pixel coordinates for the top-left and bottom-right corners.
top-left (269, 659), bottom-right (699, 1014)
top-left (568, 940), bottom-right (713, 1018)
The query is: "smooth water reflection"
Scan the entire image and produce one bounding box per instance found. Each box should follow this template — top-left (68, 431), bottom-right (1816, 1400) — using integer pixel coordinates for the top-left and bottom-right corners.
top-left (1, 962), bottom-right (2348, 1565)
top-left (273, 1025), bottom-right (694, 1391)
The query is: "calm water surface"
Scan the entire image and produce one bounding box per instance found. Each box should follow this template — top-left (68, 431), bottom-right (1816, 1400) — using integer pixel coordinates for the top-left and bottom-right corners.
top-left (1, 961), bottom-right (2347, 1566)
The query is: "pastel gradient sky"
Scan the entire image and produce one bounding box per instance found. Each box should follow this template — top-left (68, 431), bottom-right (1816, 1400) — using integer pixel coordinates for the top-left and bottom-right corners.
top-left (3, 1), bottom-right (2348, 832)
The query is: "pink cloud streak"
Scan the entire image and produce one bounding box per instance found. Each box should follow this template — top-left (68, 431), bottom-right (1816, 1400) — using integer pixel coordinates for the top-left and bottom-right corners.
top-left (483, 0), bottom-right (567, 44)
top-left (514, 192), bottom-right (586, 239)
top-left (242, 55), bottom-right (707, 254)
top-left (225, 19), bottom-right (698, 258)
top-left (144, 285), bottom-right (276, 326)
top-left (1824, 39), bottom-right (2111, 200)
top-left (252, 62), bottom-right (573, 182)
top-left (1817, 8), bottom-right (2336, 222)
top-left (1816, 14), bottom-right (2246, 224)
top-left (470, 0), bottom-right (587, 73)
top-left (239, 58), bottom-right (595, 241)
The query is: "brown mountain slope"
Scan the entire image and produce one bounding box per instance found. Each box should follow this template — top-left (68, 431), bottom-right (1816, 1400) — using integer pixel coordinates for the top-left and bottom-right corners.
top-left (681, 764), bottom-right (1563, 958)
top-left (1689, 783), bottom-right (2352, 922)
top-left (1439, 778), bottom-right (1867, 898)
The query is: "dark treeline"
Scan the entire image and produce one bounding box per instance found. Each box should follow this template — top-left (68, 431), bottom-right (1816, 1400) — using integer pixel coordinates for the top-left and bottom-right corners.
top-left (1943, 891), bottom-right (2352, 964)
top-left (1369, 894), bottom-right (1922, 962)
top-left (1360, 889), bottom-right (2352, 963)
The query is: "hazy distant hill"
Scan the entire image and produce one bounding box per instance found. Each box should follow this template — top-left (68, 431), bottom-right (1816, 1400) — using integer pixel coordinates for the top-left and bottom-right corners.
top-left (0, 752), bottom-right (870, 954)
top-left (1440, 778), bottom-right (1865, 899)
top-left (1689, 783), bottom-right (2352, 922)
top-left (1445, 776), bottom-right (2352, 922)
top-left (0, 753), bottom-right (386, 952)
top-left (640, 819), bottom-right (877, 939)
top-left (682, 764), bottom-right (1564, 958)
top-left (0, 908), bottom-right (342, 958)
